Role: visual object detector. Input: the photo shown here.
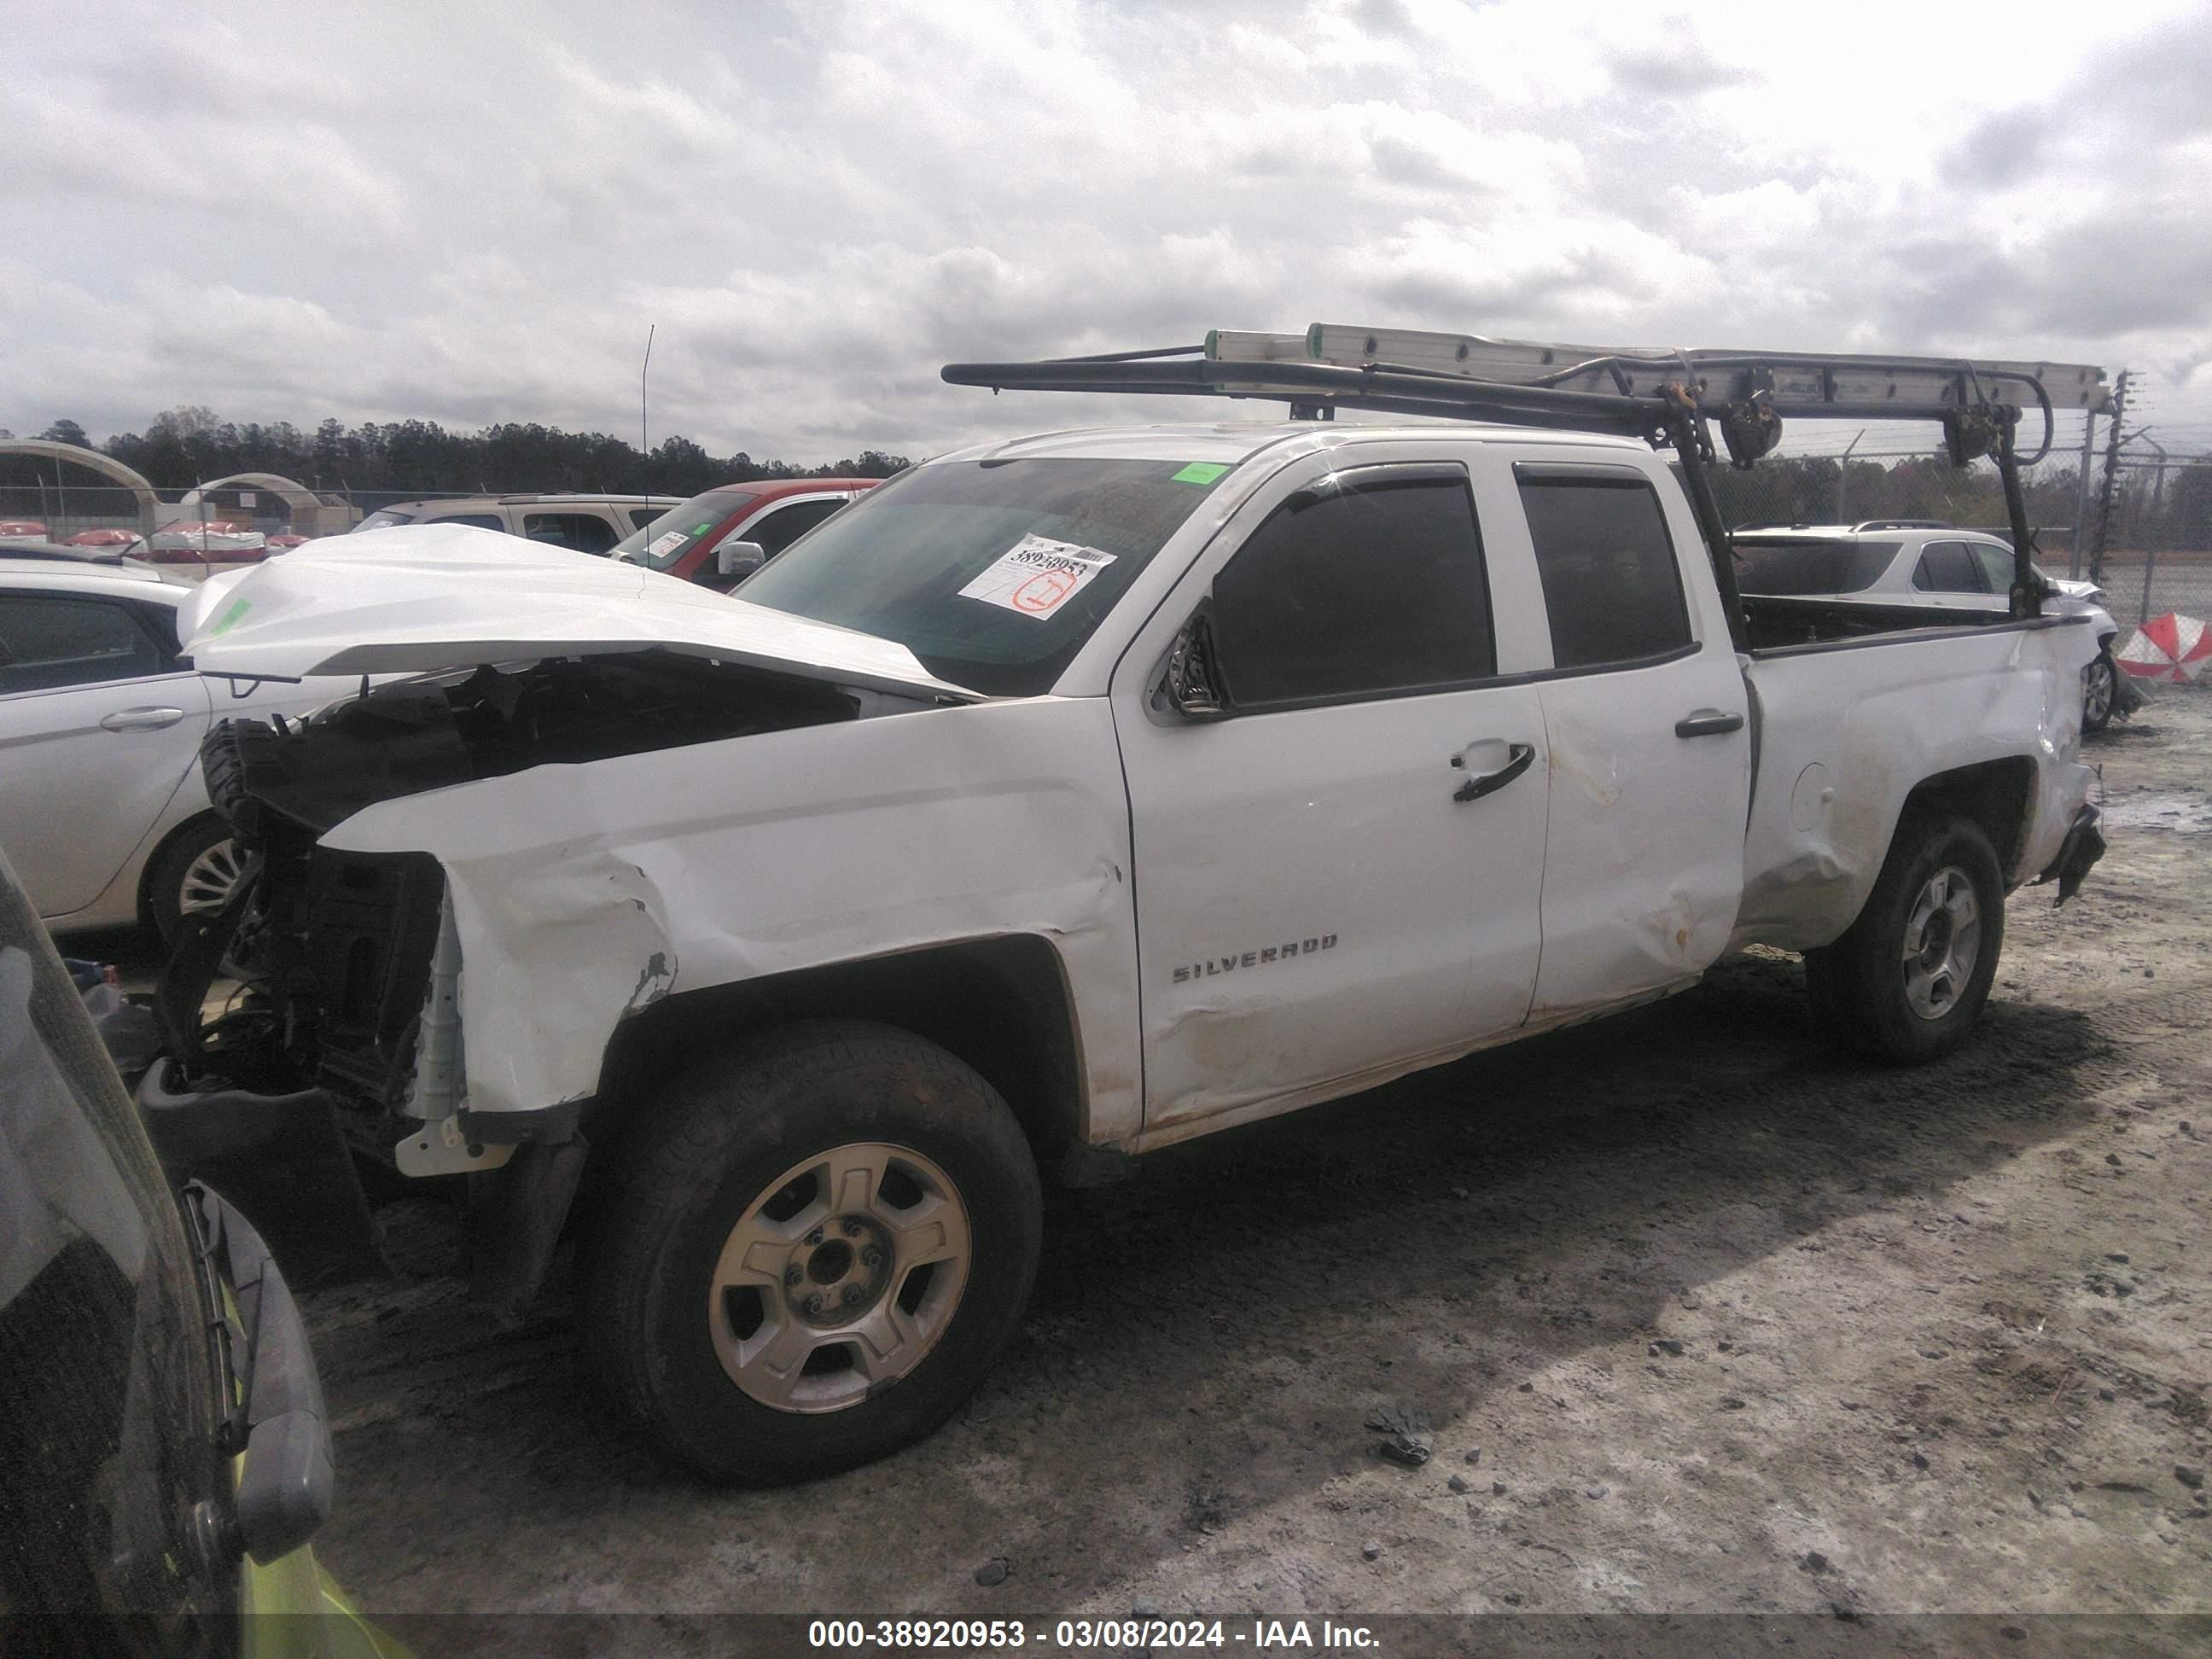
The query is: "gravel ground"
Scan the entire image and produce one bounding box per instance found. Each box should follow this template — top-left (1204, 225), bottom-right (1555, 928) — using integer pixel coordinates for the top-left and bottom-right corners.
top-left (288, 686), bottom-right (2210, 1635)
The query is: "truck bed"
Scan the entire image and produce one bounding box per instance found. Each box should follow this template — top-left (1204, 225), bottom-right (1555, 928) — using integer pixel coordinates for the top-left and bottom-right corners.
top-left (1732, 608), bottom-right (2098, 951)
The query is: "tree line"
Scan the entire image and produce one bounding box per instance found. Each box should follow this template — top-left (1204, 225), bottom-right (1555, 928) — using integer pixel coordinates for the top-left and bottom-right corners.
top-left (9, 412), bottom-right (2209, 550)
top-left (1, 410), bottom-right (911, 499)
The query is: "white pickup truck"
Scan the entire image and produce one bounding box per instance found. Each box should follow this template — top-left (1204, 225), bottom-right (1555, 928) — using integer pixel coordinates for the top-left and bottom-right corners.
top-left (148, 332), bottom-right (2108, 1483)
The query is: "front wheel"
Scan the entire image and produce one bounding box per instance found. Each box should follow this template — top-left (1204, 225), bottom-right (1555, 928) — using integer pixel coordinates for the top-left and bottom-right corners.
top-left (1804, 812), bottom-right (2005, 1063)
top-left (145, 815), bottom-right (244, 944)
top-left (2081, 649), bottom-right (2119, 734)
top-left (587, 1021), bottom-right (1042, 1483)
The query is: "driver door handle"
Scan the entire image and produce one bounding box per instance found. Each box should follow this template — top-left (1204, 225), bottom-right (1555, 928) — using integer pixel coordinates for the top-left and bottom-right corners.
top-left (1674, 709), bottom-right (1745, 738)
top-left (100, 706), bottom-right (187, 732)
top-left (1450, 741), bottom-right (1536, 803)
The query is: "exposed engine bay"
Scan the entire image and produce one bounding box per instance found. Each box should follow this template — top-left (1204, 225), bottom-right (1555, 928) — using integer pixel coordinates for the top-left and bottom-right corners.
top-left (157, 651), bottom-right (876, 1153)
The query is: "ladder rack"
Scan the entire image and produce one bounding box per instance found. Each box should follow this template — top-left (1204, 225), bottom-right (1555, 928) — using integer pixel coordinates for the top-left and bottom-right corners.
top-left (941, 324), bottom-right (2113, 636)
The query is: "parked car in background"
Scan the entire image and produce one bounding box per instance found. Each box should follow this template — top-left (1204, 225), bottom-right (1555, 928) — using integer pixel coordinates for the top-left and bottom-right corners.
top-left (351, 492), bottom-right (680, 555)
top-left (0, 519), bottom-right (51, 543)
top-left (265, 532), bottom-right (311, 552)
top-left (0, 557), bottom-right (359, 939)
top-left (0, 538), bottom-right (160, 574)
top-left (148, 520), bottom-right (270, 563)
top-left (610, 478), bottom-right (882, 589)
top-left (1731, 521), bottom-right (2138, 731)
top-left (66, 527), bottom-right (151, 559)
top-left (0, 849), bottom-right (399, 1653)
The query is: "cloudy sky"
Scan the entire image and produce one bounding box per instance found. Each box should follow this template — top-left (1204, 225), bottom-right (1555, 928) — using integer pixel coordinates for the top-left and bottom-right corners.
top-left (7, 0), bottom-right (2209, 463)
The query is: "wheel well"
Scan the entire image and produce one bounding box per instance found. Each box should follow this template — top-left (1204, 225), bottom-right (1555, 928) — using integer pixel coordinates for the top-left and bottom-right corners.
top-left (588, 934), bottom-right (1086, 1182)
top-left (1899, 758), bottom-right (2034, 877)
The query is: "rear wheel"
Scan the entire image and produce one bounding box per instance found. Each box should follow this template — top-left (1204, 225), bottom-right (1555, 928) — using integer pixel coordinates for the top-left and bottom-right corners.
top-left (145, 816), bottom-right (243, 944)
top-left (2081, 649), bottom-right (2118, 733)
top-left (587, 1021), bottom-right (1042, 1483)
top-left (1804, 812), bottom-right (2005, 1063)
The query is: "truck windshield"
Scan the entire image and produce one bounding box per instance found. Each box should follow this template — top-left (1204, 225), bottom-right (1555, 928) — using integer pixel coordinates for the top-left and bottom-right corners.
top-left (1733, 538), bottom-right (1900, 596)
top-left (611, 487), bottom-right (759, 569)
top-left (738, 458), bottom-right (1231, 696)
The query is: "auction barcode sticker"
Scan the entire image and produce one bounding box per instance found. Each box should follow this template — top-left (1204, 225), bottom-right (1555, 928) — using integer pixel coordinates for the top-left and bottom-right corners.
top-left (957, 533), bottom-right (1116, 621)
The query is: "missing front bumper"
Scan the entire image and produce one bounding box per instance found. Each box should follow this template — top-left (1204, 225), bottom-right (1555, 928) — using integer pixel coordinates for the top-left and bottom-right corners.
top-left (2035, 804), bottom-right (2105, 906)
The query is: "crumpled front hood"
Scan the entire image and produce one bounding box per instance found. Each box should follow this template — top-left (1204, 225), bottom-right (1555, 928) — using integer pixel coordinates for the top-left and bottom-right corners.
top-left (178, 523), bottom-right (981, 701)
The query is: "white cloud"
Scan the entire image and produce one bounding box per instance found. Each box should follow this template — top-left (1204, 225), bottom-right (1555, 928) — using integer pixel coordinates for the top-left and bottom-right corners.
top-left (3, 0), bottom-right (2206, 460)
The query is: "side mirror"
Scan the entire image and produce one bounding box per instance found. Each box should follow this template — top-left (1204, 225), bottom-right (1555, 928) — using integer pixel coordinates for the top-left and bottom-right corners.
top-left (1161, 610), bottom-right (1230, 720)
top-left (715, 539), bottom-right (767, 579)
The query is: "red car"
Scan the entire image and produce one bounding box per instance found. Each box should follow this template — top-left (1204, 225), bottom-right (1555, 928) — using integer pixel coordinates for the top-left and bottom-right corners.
top-left (609, 478), bottom-right (881, 589)
top-left (0, 519), bottom-right (49, 542)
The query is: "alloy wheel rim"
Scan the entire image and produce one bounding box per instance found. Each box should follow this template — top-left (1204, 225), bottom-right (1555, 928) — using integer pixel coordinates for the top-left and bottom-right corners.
top-left (2083, 660), bottom-right (2114, 724)
top-left (706, 1142), bottom-right (971, 1413)
top-left (1901, 864), bottom-right (1981, 1022)
top-left (178, 837), bottom-right (243, 916)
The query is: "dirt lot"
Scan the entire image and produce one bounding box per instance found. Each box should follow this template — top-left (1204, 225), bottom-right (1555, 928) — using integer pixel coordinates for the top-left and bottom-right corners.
top-left (287, 688), bottom-right (2210, 1633)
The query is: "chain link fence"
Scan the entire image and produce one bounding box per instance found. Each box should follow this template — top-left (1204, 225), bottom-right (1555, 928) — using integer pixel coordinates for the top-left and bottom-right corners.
top-left (2090, 456), bottom-right (2212, 627)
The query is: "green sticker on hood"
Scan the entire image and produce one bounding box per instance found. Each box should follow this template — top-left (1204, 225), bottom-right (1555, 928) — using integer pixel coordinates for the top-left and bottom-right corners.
top-left (210, 597), bottom-right (252, 636)
top-left (1173, 462), bottom-right (1231, 485)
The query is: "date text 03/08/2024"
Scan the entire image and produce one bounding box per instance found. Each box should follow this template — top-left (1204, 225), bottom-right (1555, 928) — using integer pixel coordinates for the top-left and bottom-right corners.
top-left (806, 1617), bottom-right (1381, 1650)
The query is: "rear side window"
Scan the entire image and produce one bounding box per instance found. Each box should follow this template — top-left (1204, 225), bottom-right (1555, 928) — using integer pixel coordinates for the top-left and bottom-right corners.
top-left (0, 596), bottom-right (168, 694)
top-left (1212, 470), bottom-right (1494, 708)
top-left (522, 512), bottom-right (620, 555)
top-left (428, 513), bottom-right (505, 533)
top-left (627, 507), bottom-right (667, 530)
top-left (1733, 538), bottom-right (1901, 596)
top-left (1517, 473), bottom-right (1692, 670)
top-left (1912, 541), bottom-right (1988, 593)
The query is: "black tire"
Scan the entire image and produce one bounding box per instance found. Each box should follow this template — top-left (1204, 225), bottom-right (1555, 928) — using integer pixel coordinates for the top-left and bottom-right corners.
top-left (1803, 811), bottom-right (2005, 1064)
top-left (143, 815), bottom-right (242, 944)
top-left (587, 1020), bottom-right (1042, 1483)
top-left (2081, 649), bottom-right (2118, 734)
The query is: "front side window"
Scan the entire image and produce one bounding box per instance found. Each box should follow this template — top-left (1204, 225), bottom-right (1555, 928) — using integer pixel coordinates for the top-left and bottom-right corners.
top-left (522, 512), bottom-right (620, 555)
top-left (0, 596), bottom-right (168, 695)
top-left (1912, 541), bottom-right (1988, 593)
top-left (1209, 471), bottom-right (1494, 708)
top-left (429, 513), bottom-right (505, 533)
top-left (741, 458), bottom-right (1230, 696)
top-left (743, 498), bottom-right (847, 560)
top-left (1969, 544), bottom-right (2018, 594)
top-left (352, 509), bottom-right (415, 532)
top-left (1518, 474), bottom-right (1692, 670)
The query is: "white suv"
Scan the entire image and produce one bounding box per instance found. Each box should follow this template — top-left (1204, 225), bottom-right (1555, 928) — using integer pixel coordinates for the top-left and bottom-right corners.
top-left (1732, 521), bottom-right (2133, 730)
top-left (352, 493), bottom-right (680, 555)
